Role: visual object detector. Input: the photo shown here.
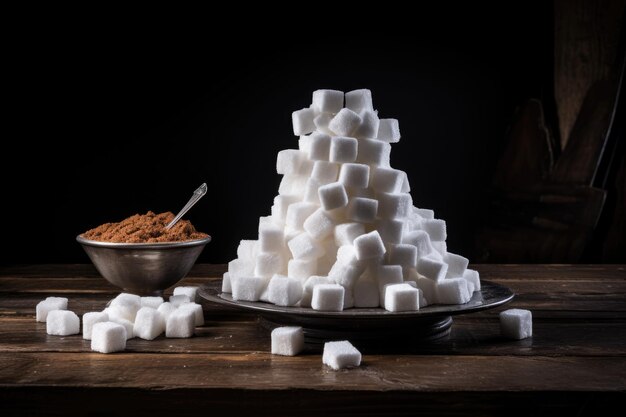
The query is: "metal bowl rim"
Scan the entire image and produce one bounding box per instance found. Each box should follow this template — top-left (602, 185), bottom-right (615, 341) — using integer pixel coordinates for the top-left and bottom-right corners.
top-left (76, 234), bottom-right (211, 249)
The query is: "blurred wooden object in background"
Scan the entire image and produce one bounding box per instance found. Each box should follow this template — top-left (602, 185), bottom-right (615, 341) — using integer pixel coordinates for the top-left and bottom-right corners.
top-left (477, 0), bottom-right (625, 263)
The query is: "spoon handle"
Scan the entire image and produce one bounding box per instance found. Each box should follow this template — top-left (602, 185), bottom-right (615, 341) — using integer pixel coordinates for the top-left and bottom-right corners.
top-left (165, 183), bottom-right (208, 230)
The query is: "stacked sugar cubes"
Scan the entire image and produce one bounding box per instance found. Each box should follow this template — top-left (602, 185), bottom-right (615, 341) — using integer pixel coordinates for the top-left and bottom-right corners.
top-left (224, 89), bottom-right (481, 311)
top-left (36, 286), bottom-right (205, 353)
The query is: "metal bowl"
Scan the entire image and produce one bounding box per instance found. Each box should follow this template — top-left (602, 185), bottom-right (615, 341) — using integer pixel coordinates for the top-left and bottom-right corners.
top-left (77, 235), bottom-right (211, 295)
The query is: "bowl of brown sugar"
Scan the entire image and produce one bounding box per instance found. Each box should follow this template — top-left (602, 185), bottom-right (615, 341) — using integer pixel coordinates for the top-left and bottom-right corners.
top-left (77, 211), bottom-right (211, 295)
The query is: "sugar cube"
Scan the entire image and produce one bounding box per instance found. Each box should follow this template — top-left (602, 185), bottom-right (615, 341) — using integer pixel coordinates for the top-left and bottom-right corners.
top-left (377, 118), bottom-right (401, 143)
top-left (301, 276), bottom-right (333, 307)
top-left (133, 307), bottom-right (166, 340)
top-left (276, 149), bottom-right (304, 175)
top-left (329, 136), bottom-right (358, 163)
top-left (338, 163), bottom-right (370, 189)
top-left (259, 224), bottom-right (285, 253)
top-left (46, 310), bottom-right (79, 336)
top-left (303, 178), bottom-right (322, 204)
top-left (355, 109), bottom-right (380, 139)
top-left (416, 276), bottom-right (437, 305)
top-left (377, 192), bottom-right (412, 219)
top-left (388, 244), bottom-right (418, 267)
top-left (222, 272), bottom-right (232, 293)
top-left (401, 171), bottom-right (411, 193)
top-left (36, 296), bottom-right (68, 322)
top-left (334, 222), bottom-right (365, 246)
top-left (279, 175), bottom-right (308, 196)
top-left (312, 89), bottom-right (344, 114)
top-left (166, 308), bottom-right (196, 338)
top-left (299, 134), bottom-right (314, 153)
top-left (384, 283), bottom-right (419, 312)
top-left (157, 302), bottom-right (177, 321)
top-left (377, 265), bottom-right (404, 300)
top-left (311, 284), bottom-right (345, 311)
top-left (416, 256), bottom-right (448, 282)
top-left (308, 133), bottom-right (332, 161)
top-left (402, 230), bottom-right (434, 258)
top-left (106, 303), bottom-right (138, 322)
top-left (346, 197), bottom-right (377, 223)
top-left (271, 326), bottom-right (305, 356)
top-left (323, 340), bottom-right (362, 370)
top-left (286, 202), bottom-right (318, 230)
top-left (318, 182), bottom-right (348, 211)
top-left (371, 167), bottom-right (404, 194)
top-left (292, 107), bottom-right (315, 136)
top-left (303, 209), bottom-right (335, 241)
top-left (173, 286), bottom-right (199, 303)
top-left (311, 161), bottom-right (340, 184)
top-left (82, 311), bottom-right (109, 340)
top-left (288, 233), bottom-right (325, 260)
top-left (91, 322), bottom-right (126, 353)
top-left (437, 278), bottom-right (471, 304)
top-left (416, 208), bottom-right (435, 219)
top-left (314, 113), bottom-right (335, 135)
top-left (345, 89), bottom-right (373, 113)
top-left (231, 276), bottom-right (268, 301)
top-left (228, 259), bottom-right (255, 278)
top-left (287, 258), bottom-right (318, 280)
top-left (329, 109), bottom-right (362, 136)
top-left (500, 309), bottom-right (533, 340)
top-left (422, 219), bottom-right (447, 242)
top-left (267, 275), bottom-right (303, 306)
top-left (178, 303), bottom-right (205, 326)
top-left (356, 138), bottom-right (390, 166)
top-left (237, 240), bottom-right (258, 262)
top-left (376, 219), bottom-right (404, 244)
top-left (353, 231), bottom-right (386, 260)
top-left (169, 294), bottom-right (191, 307)
top-left (463, 269), bottom-right (481, 292)
top-left (140, 296), bottom-right (164, 309)
top-left (109, 317), bottom-right (135, 340)
top-left (354, 277), bottom-right (380, 307)
top-left (445, 253), bottom-right (469, 278)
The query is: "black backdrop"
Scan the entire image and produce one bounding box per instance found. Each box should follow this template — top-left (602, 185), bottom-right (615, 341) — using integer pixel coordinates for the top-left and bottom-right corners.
top-left (2, 4), bottom-right (553, 265)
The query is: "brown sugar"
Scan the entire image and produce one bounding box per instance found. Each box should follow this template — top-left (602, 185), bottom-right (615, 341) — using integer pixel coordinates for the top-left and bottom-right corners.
top-left (82, 211), bottom-right (208, 243)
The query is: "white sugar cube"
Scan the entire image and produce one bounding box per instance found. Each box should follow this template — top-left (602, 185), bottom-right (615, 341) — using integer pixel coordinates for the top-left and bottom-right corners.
top-left (338, 163), bottom-right (370, 189)
top-left (279, 175), bottom-right (308, 196)
top-left (111, 293), bottom-right (141, 307)
top-left (303, 209), bottom-right (335, 241)
top-left (271, 326), bottom-right (304, 356)
top-left (286, 202), bottom-right (318, 230)
top-left (463, 269), bottom-right (481, 292)
top-left (299, 134), bottom-right (314, 153)
top-left (432, 241), bottom-right (447, 257)
top-left (221, 272), bottom-right (232, 293)
top-left (416, 208), bottom-right (435, 219)
top-left (178, 303), bottom-right (205, 326)
top-left (288, 258), bottom-right (318, 280)
top-left (354, 277), bottom-right (380, 307)
top-left (82, 312), bottom-right (109, 340)
top-left (228, 258), bottom-right (255, 278)
top-left (301, 276), bottom-right (333, 307)
top-left (36, 297), bottom-right (68, 322)
top-left (401, 171), bottom-right (411, 193)
top-left (166, 308), bottom-right (195, 338)
top-left (272, 196), bottom-right (297, 224)
top-left (388, 244), bottom-right (418, 267)
top-left (346, 197), bottom-right (378, 223)
top-left (109, 317), bottom-right (135, 340)
top-left (91, 322), bottom-right (126, 353)
top-left (422, 219), bottom-right (447, 242)
top-left (297, 158), bottom-right (314, 176)
top-left (377, 118), bottom-right (400, 143)
top-left (500, 309), bottom-right (533, 340)
top-left (345, 89), bottom-right (373, 113)
top-left (323, 340), bottom-right (362, 370)
top-left (308, 133), bottom-right (332, 161)
top-left (311, 161), bottom-right (340, 184)
top-left (329, 136), bottom-right (358, 163)
top-left (173, 286), bottom-right (199, 303)
top-left (334, 222), bottom-right (365, 246)
top-left (354, 231), bottom-right (386, 260)
top-left (292, 108), bottom-right (315, 136)
top-left (157, 302), bottom-right (177, 321)
top-left (356, 138), bottom-right (390, 166)
top-left (288, 233), bottom-right (325, 260)
top-left (384, 283), bottom-right (419, 312)
top-left (376, 219), bottom-right (404, 244)
top-left (231, 276), bottom-right (268, 301)
top-left (46, 310), bottom-right (79, 336)
top-left (302, 178), bottom-right (321, 205)
top-left (445, 253), bottom-right (469, 278)
top-left (377, 192), bottom-right (412, 219)
top-left (314, 113), bottom-right (335, 135)
top-left (140, 296), bottom-right (165, 309)
top-left (402, 230), bottom-right (434, 258)
top-left (416, 276), bottom-right (437, 305)
top-left (259, 224), bottom-right (285, 253)
top-left (237, 240), bottom-right (259, 262)
top-left (267, 275), bottom-right (303, 306)
top-left (329, 109), bottom-right (362, 136)
top-left (255, 252), bottom-right (286, 278)
top-left (371, 167), bottom-right (404, 194)
top-left (106, 303), bottom-right (138, 323)
top-left (318, 182), bottom-right (348, 211)
top-left (416, 256), bottom-right (448, 282)
top-left (437, 278), bottom-right (471, 304)
top-left (133, 307), bottom-right (166, 340)
top-left (377, 265), bottom-right (404, 300)
top-left (311, 284), bottom-right (345, 311)
top-left (276, 149), bottom-right (303, 175)
top-left (355, 109), bottom-right (380, 139)
top-left (335, 244), bottom-right (360, 266)
top-left (169, 294), bottom-right (191, 307)
top-left (328, 263), bottom-right (362, 289)
top-left (312, 89), bottom-right (344, 114)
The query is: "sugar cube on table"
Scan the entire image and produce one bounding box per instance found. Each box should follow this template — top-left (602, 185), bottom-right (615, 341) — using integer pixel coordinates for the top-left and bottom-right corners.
top-left (355, 109), bottom-right (380, 139)
top-left (267, 275), bottom-right (303, 306)
top-left (345, 89), bottom-right (374, 113)
top-left (133, 307), bottom-right (166, 340)
top-left (338, 163), bottom-right (370, 189)
top-left (286, 202), bottom-right (318, 230)
top-left (82, 311), bottom-right (109, 340)
top-left (231, 276), bottom-right (268, 301)
top-left (323, 340), bottom-right (362, 370)
top-left (377, 192), bottom-right (412, 219)
top-left (169, 294), bottom-right (191, 307)
top-left (354, 231), bottom-right (386, 260)
top-left (388, 244), bottom-right (418, 267)
top-left (311, 284), bottom-right (345, 311)
top-left (384, 283), bottom-right (419, 312)
top-left (356, 139), bottom-right (390, 166)
top-left (36, 296), bottom-right (68, 322)
top-left (222, 272), bottom-right (232, 293)
top-left (346, 197), bottom-right (378, 223)
top-left (500, 309), bottom-right (532, 340)
top-left (287, 258), bottom-right (318, 280)
top-left (173, 286), bottom-right (199, 303)
top-left (354, 277), bottom-right (380, 307)
top-left (178, 303), bottom-right (205, 326)
top-left (437, 278), bottom-right (471, 304)
top-left (422, 219), bottom-right (447, 242)
top-left (308, 133), bottom-right (332, 161)
top-left (111, 293), bottom-right (141, 308)
top-left (157, 302), bottom-right (177, 321)
top-left (292, 108), bottom-right (315, 136)
top-left (311, 161), bottom-right (339, 184)
top-left (329, 136), bottom-right (358, 163)
top-left (105, 303), bottom-right (138, 323)
top-left (91, 322), bottom-right (126, 353)
top-left (329, 109), bottom-right (362, 136)
top-left (416, 256), bottom-right (448, 282)
top-left (312, 89), bottom-right (344, 114)
top-left (303, 209), bottom-right (335, 241)
top-left (166, 308), bottom-right (196, 338)
top-left (318, 182), bottom-right (348, 211)
top-left (271, 326), bottom-right (305, 356)
top-left (288, 233), bottom-right (325, 260)
top-left (334, 223), bottom-right (365, 246)
top-left (371, 167), bottom-right (404, 194)
top-left (46, 310), bottom-right (80, 336)
top-left (109, 317), bottom-right (135, 340)
top-left (140, 296), bottom-right (164, 309)
top-left (301, 276), bottom-right (333, 307)
top-left (377, 118), bottom-right (401, 143)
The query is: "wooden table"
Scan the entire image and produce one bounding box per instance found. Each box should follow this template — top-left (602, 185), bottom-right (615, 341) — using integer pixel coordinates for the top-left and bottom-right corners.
top-left (1, 264), bottom-right (624, 416)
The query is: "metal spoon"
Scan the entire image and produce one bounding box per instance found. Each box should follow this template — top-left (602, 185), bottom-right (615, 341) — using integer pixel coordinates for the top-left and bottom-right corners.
top-left (165, 183), bottom-right (208, 230)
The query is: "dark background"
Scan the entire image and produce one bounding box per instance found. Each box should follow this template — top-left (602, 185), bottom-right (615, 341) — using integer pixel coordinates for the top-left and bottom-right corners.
top-left (2, 4), bottom-right (556, 265)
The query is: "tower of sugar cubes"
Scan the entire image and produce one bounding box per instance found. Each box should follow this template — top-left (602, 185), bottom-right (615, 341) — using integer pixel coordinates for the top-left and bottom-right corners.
top-left (223, 89), bottom-right (481, 311)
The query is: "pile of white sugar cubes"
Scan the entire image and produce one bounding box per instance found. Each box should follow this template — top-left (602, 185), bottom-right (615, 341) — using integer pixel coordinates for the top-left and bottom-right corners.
top-left (223, 89), bottom-right (482, 312)
top-left (36, 286), bottom-right (203, 353)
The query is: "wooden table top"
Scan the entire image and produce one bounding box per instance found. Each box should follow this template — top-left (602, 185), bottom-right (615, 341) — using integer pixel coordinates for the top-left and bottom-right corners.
top-left (1, 264), bottom-right (625, 416)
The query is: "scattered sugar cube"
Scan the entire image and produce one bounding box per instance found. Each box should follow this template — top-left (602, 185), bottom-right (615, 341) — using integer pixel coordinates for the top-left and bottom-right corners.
top-left (173, 286), bottom-right (199, 303)
top-left (323, 340), bottom-right (362, 370)
top-left (377, 118), bottom-right (401, 143)
top-left (338, 163), bottom-right (370, 189)
top-left (292, 108), bottom-right (315, 136)
top-left (500, 309), bottom-right (532, 340)
top-left (134, 307), bottom-right (166, 340)
top-left (271, 326), bottom-right (305, 356)
top-left (231, 276), bottom-right (268, 301)
top-left (312, 89), bottom-right (344, 114)
top-left (140, 296), bottom-right (165, 309)
top-left (329, 109), bottom-right (362, 136)
top-left (267, 275), bottom-right (303, 306)
top-left (166, 308), bottom-right (195, 338)
top-left (178, 303), bottom-right (205, 326)
top-left (345, 89), bottom-right (373, 113)
top-left (329, 136), bottom-right (358, 163)
top-left (353, 231), bottom-right (386, 260)
top-left (169, 294), bottom-right (191, 307)
top-left (36, 296), bottom-right (68, 322)
top-left (157, 302), bottom-right (177, 321)
top-left (311, 284), bottom-right (345, 311)
top-left (106, 303), bottom-right (139, 323)
top-left (91, 322), bottom-right (126, 353)
top-left (109, 317), bottom-right (135, 340)
top-left (46, 310), bottom-right (79, 336)
top-left (384, 283), bottom-right (419, 312)
top-left (82, 311), bottom-right (109, 340)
